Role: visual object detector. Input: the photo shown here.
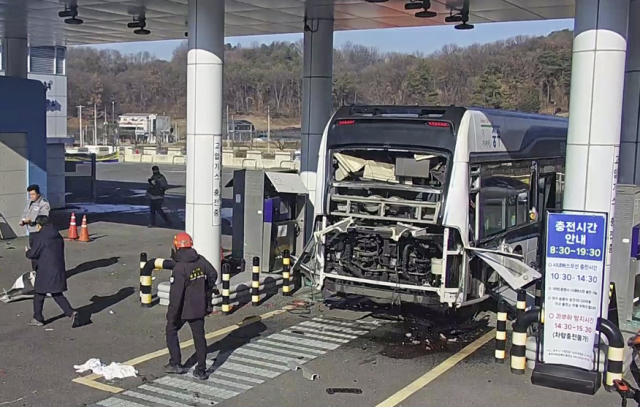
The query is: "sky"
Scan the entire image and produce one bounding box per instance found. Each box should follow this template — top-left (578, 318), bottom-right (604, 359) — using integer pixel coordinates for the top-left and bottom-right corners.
top-left (86, 19), bottom-right (575, 60)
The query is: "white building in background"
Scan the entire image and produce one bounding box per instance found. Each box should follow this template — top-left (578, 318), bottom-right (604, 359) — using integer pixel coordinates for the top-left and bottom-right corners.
top-left (0, 45), bottom-right (70, 209)
top-left (118, 113), bottom-right (172, 144)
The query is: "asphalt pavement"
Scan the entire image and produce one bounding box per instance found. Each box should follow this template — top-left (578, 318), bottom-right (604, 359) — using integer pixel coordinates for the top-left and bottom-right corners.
top-left (0, 162), bottom-right (630, 407)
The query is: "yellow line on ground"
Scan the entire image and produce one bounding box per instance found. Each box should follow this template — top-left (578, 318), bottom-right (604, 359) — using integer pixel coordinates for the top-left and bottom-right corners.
top-left (374, 329), bottom-right (496, 407)
top-left (72, 308), bottom-right (288, 392)
top-left (71, 377), bottom-right (124, 394)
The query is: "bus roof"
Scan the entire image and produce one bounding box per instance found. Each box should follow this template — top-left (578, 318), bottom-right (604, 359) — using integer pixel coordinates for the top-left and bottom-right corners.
top-left (332, 105), bottom-right (568, 160)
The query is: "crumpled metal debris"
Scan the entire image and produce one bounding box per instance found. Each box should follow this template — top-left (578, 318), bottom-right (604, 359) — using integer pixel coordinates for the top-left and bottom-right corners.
top-left (0, 272), bottom-right (36, 303)
top-left (287, 360), bottom-right (319, 381)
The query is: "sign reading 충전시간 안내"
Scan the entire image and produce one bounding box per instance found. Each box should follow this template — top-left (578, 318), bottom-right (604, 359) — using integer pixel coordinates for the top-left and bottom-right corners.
top-left (543, 212), bottom-right (607, 371)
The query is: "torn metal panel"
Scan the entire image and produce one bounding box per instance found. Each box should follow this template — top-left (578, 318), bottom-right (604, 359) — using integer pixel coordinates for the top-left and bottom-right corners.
top-left (0, 271), bottom-right (36, 303)
top-left (468, 247), bottom-right (540, 290)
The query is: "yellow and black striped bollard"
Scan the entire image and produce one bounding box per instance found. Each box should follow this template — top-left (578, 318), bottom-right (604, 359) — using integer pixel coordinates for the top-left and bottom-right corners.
top-left (599, 318), bottom-right (625, 389)
top-left (495, 300), bottom-right (508, 364)
top-left (516, 289), bottom-right (527, 319)
top-left (510, 309), bottom-right (539, 374)
top-left (221, 263), bottom-right (231, 314)
top-left (139, 253), bottom-right (153, 307)
top-left (252, 256), bottom-right (260, 306)
top-left (535, 279), bottom-right (542, 308)
top-left (282, 250), bottom-right (291, 296)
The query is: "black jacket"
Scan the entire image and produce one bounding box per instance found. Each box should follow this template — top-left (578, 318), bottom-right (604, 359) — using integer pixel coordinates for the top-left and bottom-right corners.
top-left (168, 248), bottom-right (217, 321)
top-left (147, 173), bottom-right (168, 200)
top-left (25, 224), bottom-right (67, 294)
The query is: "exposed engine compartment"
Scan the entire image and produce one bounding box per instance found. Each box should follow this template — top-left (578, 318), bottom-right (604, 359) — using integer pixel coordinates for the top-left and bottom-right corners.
top-left (322, 148), bottom-right (450, 288)
top-left (326, 228), bottom-right (445, 287)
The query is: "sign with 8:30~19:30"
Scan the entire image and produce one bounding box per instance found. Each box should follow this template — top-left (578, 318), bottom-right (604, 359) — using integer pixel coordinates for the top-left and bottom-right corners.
top-left (543, 211), bottom-right (607, 370)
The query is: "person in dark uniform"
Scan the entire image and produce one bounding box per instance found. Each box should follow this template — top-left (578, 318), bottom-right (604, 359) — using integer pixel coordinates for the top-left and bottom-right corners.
top-left (165, 232), bottom-right (217, 380)
top-left (25, 215), bottom-right (78, 327)
top-left (146, 166), bottom-right (171, 228)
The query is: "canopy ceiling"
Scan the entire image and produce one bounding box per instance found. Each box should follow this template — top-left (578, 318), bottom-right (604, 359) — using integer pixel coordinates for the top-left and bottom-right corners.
top-left (0, 0), bottom-right (575, 46)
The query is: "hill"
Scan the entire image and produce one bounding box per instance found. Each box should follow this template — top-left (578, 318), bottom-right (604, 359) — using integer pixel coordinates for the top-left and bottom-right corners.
top-left (67, 29), bottom-right (574, 129)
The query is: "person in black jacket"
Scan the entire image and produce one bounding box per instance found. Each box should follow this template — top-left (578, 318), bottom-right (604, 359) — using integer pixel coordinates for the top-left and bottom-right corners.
top-left (25, 215), bottom-right (78, 327)
top-left (165, 232), bottom-right (217, 380)
top-left (147, 166), bottom-right (171, 228)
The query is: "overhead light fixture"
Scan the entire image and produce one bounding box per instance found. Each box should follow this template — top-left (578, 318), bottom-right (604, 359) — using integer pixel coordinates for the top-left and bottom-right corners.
top-left (444, 8), bottom-right (463, 23)
top-left (406, 0), bottom-right (437, 18)
top-left (415, 10), bottom-right (437, 18)
top-left (129, 15), bottom-right (150, 35)
top-left (454, 0), bottom-right (474, 30)
top-left (404, 2), bottom-right (423, 10)
top-left (455, 19), bottom-right (474, 30)
top-left (59, 3), bottom-right (83, 25)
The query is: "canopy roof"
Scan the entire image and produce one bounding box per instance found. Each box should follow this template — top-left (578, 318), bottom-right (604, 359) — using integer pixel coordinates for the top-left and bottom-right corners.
top-left (0, 0), bottom-right (575, 46)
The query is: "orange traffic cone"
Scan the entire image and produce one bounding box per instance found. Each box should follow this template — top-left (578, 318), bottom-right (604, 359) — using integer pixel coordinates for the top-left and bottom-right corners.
top-left (66, 212), bottom-right (78, 240)
top-left (78, 215), bottom-right (90, 242)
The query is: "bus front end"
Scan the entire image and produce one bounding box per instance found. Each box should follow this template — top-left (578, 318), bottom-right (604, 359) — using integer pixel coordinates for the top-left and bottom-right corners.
top-left (308, 108), bottom-right (470, 310)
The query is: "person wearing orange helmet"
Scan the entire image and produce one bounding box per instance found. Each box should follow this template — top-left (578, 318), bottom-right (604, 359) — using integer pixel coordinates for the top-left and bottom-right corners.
top-left (164, 231), bottom-right (217, 380)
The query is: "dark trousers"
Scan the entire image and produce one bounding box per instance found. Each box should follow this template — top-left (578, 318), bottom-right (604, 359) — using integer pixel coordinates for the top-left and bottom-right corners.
top-left (33, 292), bottom-right (74, 322)
top-left (149, 198), bottom-right (170, 226)
top-left (166, 317), bottom-right (207, 370)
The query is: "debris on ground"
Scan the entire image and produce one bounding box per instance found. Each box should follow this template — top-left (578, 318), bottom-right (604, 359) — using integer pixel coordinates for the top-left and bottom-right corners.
top-left (287, 360), bottom-right (319, 381)
top-left (326, 388), bottom-right (363, 395)
top-left (74, 358), bottom-right (138, 380)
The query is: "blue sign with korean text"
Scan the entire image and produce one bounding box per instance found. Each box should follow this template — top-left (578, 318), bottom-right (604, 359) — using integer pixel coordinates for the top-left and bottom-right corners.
top-left (543, 211), bottom-right (608, 370)
top-left (546, 213), bottom-right (607, 262)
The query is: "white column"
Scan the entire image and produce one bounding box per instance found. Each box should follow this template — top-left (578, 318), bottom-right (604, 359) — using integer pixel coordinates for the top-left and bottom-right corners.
top-left (2, 37), bottom-right (28, 78)
top-left (563, 0), bottom-right (629, 317)
top-left (186, 0), bottom-right (224, 277)
top-left (300, 6), bottom-right (334, 237)
top-left (620, 0), bottom-right (640, 185)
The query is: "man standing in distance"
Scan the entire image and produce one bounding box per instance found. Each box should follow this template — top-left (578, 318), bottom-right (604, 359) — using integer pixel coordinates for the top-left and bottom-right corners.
top-left (20, 184), bottom-right (50, 272)
top-left (146, 166), bottom-right (171, 228)
top-left (20, 184), bottom-right (50, 234)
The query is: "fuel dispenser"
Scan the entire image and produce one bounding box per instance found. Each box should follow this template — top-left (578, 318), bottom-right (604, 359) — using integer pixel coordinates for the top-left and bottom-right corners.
top-left (610, 185), bottom-right (640, 329)
top-left (229, 169), bottom-right (307, 273)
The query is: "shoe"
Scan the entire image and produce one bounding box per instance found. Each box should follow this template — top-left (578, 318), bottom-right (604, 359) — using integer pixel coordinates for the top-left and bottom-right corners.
top-left (193, 368), bottom-right (209, 380)
top-left (164, 364), bottom-right (184, 374)
top-left (28, 318), bottom-right (44, 327)
top-left (147, 224), bottom-right (155, 228)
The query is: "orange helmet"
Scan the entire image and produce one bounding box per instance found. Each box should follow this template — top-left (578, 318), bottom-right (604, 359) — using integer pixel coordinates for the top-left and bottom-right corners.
top-left (173, 232), bottom-right (193, 249)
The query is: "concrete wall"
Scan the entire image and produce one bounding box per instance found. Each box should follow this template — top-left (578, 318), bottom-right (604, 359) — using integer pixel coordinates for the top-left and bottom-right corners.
top-left (119, 147), bottom-right (300, 170)
top-left (0, 77), bottom-right (46, 239)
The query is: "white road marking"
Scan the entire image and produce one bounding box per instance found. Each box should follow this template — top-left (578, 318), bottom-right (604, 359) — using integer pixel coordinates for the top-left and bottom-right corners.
top-left (256, 338), bottom-right (327, 355)
top-left (95, 317), bottom-right (380, 406)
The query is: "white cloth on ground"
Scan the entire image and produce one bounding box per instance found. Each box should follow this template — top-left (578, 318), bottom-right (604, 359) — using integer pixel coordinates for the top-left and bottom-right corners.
top-left (74, 358), bottom-right (138, 380)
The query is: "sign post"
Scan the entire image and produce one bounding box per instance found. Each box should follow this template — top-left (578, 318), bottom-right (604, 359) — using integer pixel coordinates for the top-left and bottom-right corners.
top-left (532, 210), bottom-right (608, 394)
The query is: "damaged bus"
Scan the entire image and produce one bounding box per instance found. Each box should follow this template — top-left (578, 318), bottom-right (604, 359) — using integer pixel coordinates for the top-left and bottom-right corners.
top-left (296, 105), bottom-right (567, 310)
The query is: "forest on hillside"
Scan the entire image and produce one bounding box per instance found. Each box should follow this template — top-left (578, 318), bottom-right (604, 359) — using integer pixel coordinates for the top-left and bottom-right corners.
top-left (67, 29), bottom-right (573, 122)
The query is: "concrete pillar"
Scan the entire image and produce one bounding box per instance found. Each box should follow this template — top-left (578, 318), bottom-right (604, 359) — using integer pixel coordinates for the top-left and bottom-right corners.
top-left (186, 0), bottom-right (224, 277)
top-left (563, 0), bottom-right (629, 317)
top-left (620, 0), bottom-right (640, 185)
top-left (2, 38), bottom-right (28, 78)
top-left (300, 6), bottom-right (334, 237)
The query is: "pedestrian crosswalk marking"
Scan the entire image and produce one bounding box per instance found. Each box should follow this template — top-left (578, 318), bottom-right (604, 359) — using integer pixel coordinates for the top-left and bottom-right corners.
top-left (212, 370), bottom-right (264, 384)
top-left (235, 347), bottom-right (304, 364)
top-left (270, 333), bottom-right (343, 349)
top-left (138, 384), bottom-right (219, 405)
top-left (256, 338), bottom-right (327, 355)
top-left (229, 355), bottom-right (289, 371)
top-left (94, 317), bottom-right (382, 407)
top-left (245, 342), bottom-right (318, 358)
